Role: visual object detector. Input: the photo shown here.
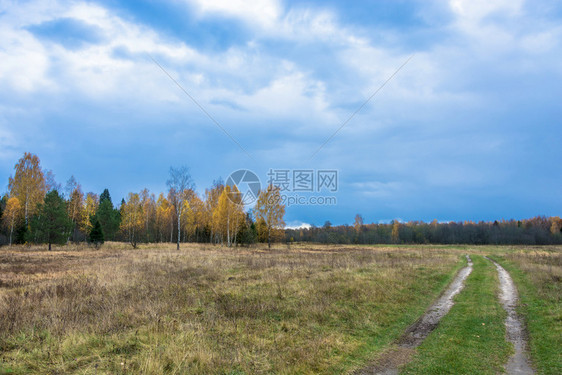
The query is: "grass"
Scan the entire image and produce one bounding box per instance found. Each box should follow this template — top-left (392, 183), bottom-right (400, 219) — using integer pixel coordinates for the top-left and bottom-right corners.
top-left (489, 249), bottom-right (562, 375)
top-left (0, 243), bottom-right (462, 374)
top-left (401, 255), bottom-right (512, 374)
top-left (1, 244), bottom-right (559, 374)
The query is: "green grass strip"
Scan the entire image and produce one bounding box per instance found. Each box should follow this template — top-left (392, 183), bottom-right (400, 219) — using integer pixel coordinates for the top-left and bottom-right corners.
top-left (489, 255), bottom-right (562, 375)
top-left (401, 255), bottom-right (512, 374)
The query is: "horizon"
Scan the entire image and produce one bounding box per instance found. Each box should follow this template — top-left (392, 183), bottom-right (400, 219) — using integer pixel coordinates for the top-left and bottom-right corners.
top-left (1, 0), bottom-right (561, 227)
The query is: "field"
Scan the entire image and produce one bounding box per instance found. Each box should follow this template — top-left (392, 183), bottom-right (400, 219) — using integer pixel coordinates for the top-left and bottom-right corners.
top-left (0, 243), bottom-right (560, 374)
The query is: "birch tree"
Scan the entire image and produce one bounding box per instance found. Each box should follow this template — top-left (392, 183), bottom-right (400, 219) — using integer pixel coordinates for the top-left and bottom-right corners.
top-left (120, 192), bottom-right (144, 248)
top-left (156, 193), bottom-right (173, 242)
top-left (254, 185), bottom-right (285, 249)
top-left (67, 179), bottom-right (84, 241)
top-left (80, 193), bottom-right (99, 236)
top-left (2, 197), bottom-right (22, 246)
top-left (166, 166), bottom-right (194, 250)
top-left (8, 153), bottom-right (46, 225)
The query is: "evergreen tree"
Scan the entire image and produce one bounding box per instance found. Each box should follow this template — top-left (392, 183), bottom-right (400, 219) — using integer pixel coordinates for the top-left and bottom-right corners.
top-left (95, 189), bottom-right (120, 241)
top-left (89, 216), bottom-right (104, 248)
top-left (0, 195), bottom-right (6, 222)
top-left (30, 190), bottom-right (72, 250)
top-left (100, 188), bottom-right (112, 204)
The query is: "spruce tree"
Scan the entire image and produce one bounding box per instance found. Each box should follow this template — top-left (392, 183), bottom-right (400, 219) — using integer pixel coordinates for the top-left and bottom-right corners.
top-left (30, 190), bottom-right (72, 250)
top-left (95, 189), bottom-right (120, 240)
top-left (89, 216), bottom-right (104, 248)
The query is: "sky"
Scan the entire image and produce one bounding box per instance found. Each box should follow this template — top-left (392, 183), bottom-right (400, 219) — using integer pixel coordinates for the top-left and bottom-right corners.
top-left (1, 0), bottom-right (561, 227)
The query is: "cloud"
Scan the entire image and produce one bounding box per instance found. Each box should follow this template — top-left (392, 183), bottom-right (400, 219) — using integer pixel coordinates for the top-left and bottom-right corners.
top-left (285, 221), bottom-right (311, 230)
top-left (186, 0), bottom-right (282, 29)
top-left (450, 0), bottom-right (523, 22)
top-left (0, 0), bottom-right (560, 223)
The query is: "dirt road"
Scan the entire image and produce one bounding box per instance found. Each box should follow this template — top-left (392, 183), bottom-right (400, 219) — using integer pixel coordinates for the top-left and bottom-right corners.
top-left (486, 257), bottom-right (534, 375)
top-left (357, 255), bottom-right (473, 375)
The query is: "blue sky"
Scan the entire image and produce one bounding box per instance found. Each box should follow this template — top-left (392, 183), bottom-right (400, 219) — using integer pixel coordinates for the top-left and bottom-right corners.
top-left (1, 0), bottom-right (561, 227)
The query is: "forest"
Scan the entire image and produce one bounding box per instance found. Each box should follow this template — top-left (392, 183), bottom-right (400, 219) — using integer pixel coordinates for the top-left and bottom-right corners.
top-left (0, 153), bottom-right (285, 249)
top-left (286, 215), bottom-right (562, 245)
top-left (1, 152), bottom-right (561, 248)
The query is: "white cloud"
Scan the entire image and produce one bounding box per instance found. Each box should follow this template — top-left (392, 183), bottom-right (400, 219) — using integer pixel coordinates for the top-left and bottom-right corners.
top-left (450, 0), bottom-right (523, 22)
top-left (0, 26), bottom-right (52, 92)
top-left (285, 221), bottom-right (311, 230)
top-left (186, 0), bottom-right (282, 29)
top-left (185, 0), bottom-right (350, 44)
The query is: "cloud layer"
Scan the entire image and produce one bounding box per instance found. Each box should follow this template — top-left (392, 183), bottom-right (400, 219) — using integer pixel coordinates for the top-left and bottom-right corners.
top-left (1, 0), bottom-right (560, 224)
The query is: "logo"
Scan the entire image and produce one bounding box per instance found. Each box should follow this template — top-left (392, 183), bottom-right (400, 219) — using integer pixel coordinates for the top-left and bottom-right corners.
top-left (225, 169), bottom-right (261, 205)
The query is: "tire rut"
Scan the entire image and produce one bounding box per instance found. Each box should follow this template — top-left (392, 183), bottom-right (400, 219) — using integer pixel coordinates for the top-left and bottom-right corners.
top-left (356, 255), bottom-right (473, 375)
top-left (485, 257), bottom-right (534, 375)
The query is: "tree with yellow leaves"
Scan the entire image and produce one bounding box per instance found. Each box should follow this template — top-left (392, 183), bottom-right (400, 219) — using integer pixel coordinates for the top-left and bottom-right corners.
top-left (120, 192), bottom-right (144, 248)
top-left (80, 193), bottom-right (98, 237)
top-left (8, 152), bottom-right (46, 225)
top-left (205, 179), bottom-right (224, 244)
top-left (156, 193), bottom-right (173, 243)
top-left (181, 190), bottom-right (206, 242)
top-left (551, 217), bottom-right (562, 235)
top-left (2, 197), bottom-right (23, 246)
top-left (254, 185), bottom-right (285, 249)
top-left (66, 177), bottom-right (84, 241)
top-left (190, 193), bottom-right (207, 242)
top-left (140, 188), bottom-right (156, 242)
top-left (391, 220), bottom-right (400, 243)
top-left (213, 185), bottom-right (245, 246)
top-left (167, 166), bottom-right (194, 250)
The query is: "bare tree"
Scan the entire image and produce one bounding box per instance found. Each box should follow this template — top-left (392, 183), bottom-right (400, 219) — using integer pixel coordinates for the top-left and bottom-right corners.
top-left (167, 166), bottom-right (194, 250)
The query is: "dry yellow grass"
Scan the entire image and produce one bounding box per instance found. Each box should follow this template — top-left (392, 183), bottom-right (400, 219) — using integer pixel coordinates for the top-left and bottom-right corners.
top-left (0, 242), bottom-right (462, 374)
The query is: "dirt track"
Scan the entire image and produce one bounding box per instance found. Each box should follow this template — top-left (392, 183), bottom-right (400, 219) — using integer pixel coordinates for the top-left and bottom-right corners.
top-left (486, 257), bottom-right (534, 375)
top-left (357, 255), bottom-right (473, 375)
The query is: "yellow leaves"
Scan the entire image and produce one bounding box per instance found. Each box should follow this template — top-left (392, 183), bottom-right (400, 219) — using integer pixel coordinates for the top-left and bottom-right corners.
top-left (122, 193), bottom-right (144, 228)
top-left (68, 186), bottom-right (84, 223)
top-left (121, 192), bottom-right (145, 247)
top-left (550, 217), bottom-right (562, 235)
top-left (80, 193), bottom-right (98, 234)
top-left (254, 185), bottom-right (286, 247)
top-left (8, 152), bottom-right (46, 222)
top-left (2, 197), bottom-right (23, 245)
top-left (2, 197), bottom-right (23, 226)
top-left (212, 185), bottom-right (245, 246)
top-left (391, 222), bottom-right (400, 243)
top-left (156, 193), bottom-right (174, 241)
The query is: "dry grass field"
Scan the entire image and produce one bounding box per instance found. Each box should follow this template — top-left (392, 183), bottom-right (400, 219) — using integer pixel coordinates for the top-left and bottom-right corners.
top-left (0, 243), bottom-right (560, 374)
top-left (0, 243), bottom-right (463, 374)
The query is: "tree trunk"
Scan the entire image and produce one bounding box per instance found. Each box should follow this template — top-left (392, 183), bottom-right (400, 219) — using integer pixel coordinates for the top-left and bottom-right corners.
top-left (268, 226), bottom-right (271, 249)
top-left (25, 190), bottom-right (29, 225)
top-left (177, 203), bottom-right (181, 250)
top-left (9, 222), bottom-right (14, 246)
top-left (227, 211), bottom-right (231, 247)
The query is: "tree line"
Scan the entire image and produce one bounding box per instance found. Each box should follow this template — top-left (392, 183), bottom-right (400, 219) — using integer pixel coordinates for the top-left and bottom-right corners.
top-left (1, 153), bottom-right (560, 249)
top-left (286, 214), bottom-right (562, 245)
top-left (0, 153), bottom-right (286, 249)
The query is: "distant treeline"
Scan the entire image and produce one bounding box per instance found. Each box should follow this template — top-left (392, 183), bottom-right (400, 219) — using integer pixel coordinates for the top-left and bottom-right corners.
top-left (286, 216), bottom-right (562, 245)
top-left (2, 153), bottom-right (560, 248)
